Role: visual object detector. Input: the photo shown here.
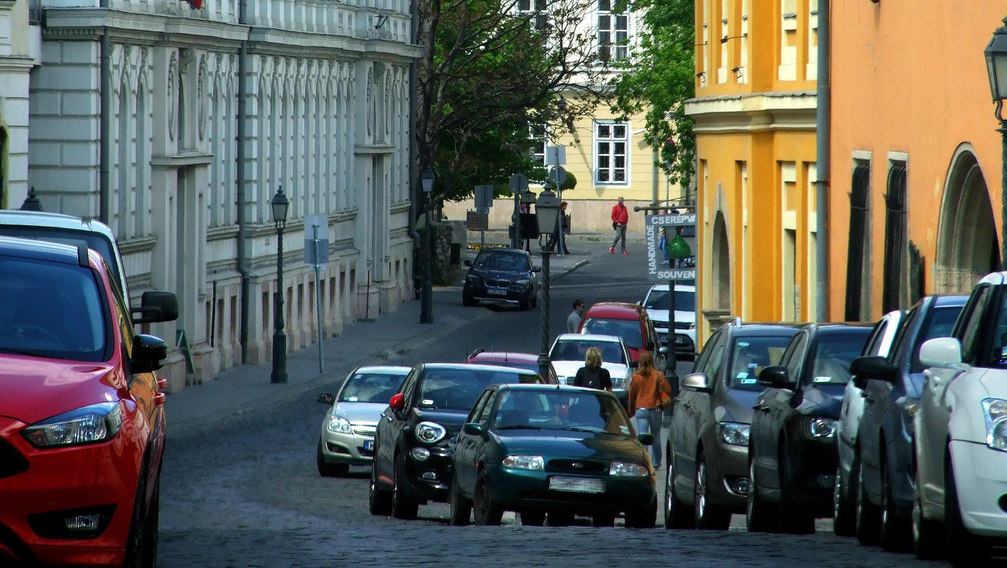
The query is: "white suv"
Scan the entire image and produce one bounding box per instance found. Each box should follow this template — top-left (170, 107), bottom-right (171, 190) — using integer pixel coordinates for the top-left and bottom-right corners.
top-left (641, 282), bottom-right (696, 359)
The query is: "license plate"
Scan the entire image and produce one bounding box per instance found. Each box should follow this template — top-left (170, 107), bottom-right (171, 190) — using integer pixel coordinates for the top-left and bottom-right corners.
top-left (487, 289), bottom-right (507, 296)
top-left (363, 440), bottom-right (374, 451)
top-left (549, 476), bottom-right (605, 493)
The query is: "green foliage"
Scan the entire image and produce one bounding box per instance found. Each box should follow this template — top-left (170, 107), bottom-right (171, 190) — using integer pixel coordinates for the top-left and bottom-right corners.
top-left (559, 171), bottom-right (577, 191)
top-left (609, 0), bottom-right (696, 190)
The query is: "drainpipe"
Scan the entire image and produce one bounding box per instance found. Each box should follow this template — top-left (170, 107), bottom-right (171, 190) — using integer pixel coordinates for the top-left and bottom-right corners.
top-left (99, 0), bottom-right (111, 223)
top-left (237, 0), bottom-right (250, 362)
top-left (815, 0), bottom-right (830, 322)
top-left (407, 0), bottom-right (420, 292)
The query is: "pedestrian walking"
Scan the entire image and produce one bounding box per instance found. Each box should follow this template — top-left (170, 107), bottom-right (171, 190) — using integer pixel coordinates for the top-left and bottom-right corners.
top-left (572, 347), bottom-right (612, 392)
top-left (567, 299), bottom-right (585, 333)
top-left (628, 351), bottom-right (672, 468)
top-left (610, 196), bottom-right (629, 255)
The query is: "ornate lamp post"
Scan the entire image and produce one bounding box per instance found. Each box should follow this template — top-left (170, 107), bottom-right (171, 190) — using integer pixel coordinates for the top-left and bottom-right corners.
top-left (270, 186), bottom-right (290, 384)
top-left (420, 167), bottom-right (435, 323)
top-left (534, 181), bottom-right (561, 380)
top-left (985, 17), bottom-right (1007, 270)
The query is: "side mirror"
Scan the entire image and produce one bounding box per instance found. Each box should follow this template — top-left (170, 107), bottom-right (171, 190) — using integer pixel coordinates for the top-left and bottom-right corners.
top-left (463, 423), bottom-right (485, 436)
top-left (389, 393), bottom-right (406, 411)
top-left (757, 365), bottom-right (791, 389)
top-left (317, 393), bottom-right (335, 405)
top-left (131, 334), bottom-right (167, 373)
top-left (463, 259), bottom-right (473, 267)
top-left (850, 356), bottom-right (896, 385)
top-left (681, 372), bottom-right (712, 392)
top-left (638, 433), bottom-right (654, 446)
top-left (919, 337), bottom-right (963, 368)
top-left (131, 291), bottom-right (179, 324)
top-left (532, 266), bottom-right (541, 273)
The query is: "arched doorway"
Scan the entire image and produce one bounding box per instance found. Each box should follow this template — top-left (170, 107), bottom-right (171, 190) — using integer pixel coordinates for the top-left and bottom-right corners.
top-left (711, 211), bottom-right (731, 310)
top-left (935, 146), bottom-right (998, 293)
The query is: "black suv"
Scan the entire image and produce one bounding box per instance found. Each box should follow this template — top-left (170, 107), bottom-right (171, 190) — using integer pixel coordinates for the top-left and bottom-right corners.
top-left (369, 363), bottom-right (543, 519)
top-left (462, 248), bottom-right (539, 310)
top-left (665, 320), bottom-right (799, 529)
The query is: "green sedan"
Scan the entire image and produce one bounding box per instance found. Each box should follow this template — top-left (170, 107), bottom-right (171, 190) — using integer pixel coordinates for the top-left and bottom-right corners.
top-left (449, 383), bottom-right (657, 527)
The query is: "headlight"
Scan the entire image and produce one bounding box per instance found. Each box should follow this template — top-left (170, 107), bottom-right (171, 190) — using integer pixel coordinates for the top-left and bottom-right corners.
top-left (805, 417), bottom-right (837, 439)
top-left (982, 398), bottom-right (1007, 451)
top-left (22, 402), bottom-right (122, 448)
top-left (515, 278), bottom-right (530, 286)
top-left (466, 275), bottom-right (480, 283)
top-left (502, 455), bottom-right (544, 470)
top-left (327, 415), bottom-right (351, 434)
top-left (609, 462), bottom-right (649, 476)
top-left (718, 422), bottom-right (750, 446)
top-left (415, 421), bottom-right (447, 444)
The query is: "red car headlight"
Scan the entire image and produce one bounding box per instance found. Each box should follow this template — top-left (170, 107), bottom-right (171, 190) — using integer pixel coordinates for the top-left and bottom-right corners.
top-left (22, 402), bottom-right (122, 448)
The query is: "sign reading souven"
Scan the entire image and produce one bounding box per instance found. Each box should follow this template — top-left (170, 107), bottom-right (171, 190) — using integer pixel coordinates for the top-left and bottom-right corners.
top-left (645, 213), bottom-right (697, 282)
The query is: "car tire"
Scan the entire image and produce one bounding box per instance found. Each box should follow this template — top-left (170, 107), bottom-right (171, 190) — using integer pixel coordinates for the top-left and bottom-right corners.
top-left (746, 459), bottom-right (779, 533)
top-left (694, 451), bottom-right (731, 530)
top-left (449, 473), bottom-right (472, 526)
top-left (391, 455), bottom-right (418, 520)
top-left (911, 458), bottom-right (943, 559)
top-left (368, 459), bottom-right (392, 516)
top-left (316, 438), bottom-right (349, 477)
top-left (141, 479), bottom-right (160, 568)
top-left (833, 463), bottom-right (856, 537)
top-left (664, 458), bottom-right (694, 529)
top-left (473, 473), bottom-right (503, 525)
top-left (520, 509), bottom-right (546, 526)
top-left (624, 497), bottom-right (657, 529)
top-left (879, 457), bottom-right (910, 552)
top-left (462, 287), bottom-right (477, 307)
top-left (123, 471), bottom-right (149, 568)
top-left (778, 449), bottom-right (814, 535)
top-left (854, 457), bottom-right (881, 545)
top-left (945, 456), bottom-right (990, 567)
top-left (519, 294), bottom-right (531, 311)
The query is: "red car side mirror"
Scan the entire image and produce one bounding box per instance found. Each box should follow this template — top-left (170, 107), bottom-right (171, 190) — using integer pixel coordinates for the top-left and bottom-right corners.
top-left (389, 393), bottom-right (405, 411)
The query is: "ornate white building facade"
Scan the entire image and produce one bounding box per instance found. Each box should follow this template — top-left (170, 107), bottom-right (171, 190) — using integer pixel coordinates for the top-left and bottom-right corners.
top-left (21, 0), bottom-right (419, 390)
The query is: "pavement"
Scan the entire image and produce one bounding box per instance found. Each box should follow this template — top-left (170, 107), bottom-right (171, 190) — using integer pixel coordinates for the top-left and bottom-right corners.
top-left (164, 230), bottom-right (646, 439)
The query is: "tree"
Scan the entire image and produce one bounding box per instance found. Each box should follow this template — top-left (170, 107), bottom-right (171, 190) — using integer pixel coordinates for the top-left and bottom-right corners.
top-left (609, 0), bottom-right (696, 190)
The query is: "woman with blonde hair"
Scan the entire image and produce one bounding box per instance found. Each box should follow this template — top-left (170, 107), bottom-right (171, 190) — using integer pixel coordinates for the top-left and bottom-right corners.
top-left (572, 346), bottom-right (613, 391)
top-left (628, 351), bottom-right (672, 468)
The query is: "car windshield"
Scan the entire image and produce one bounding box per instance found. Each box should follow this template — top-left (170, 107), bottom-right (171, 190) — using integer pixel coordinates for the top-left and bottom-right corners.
top-left (643, 289), bottom-right (696, 311)
top-left (579, 318), bottom-right (642, 349)
top-left (727, 335), bottom-right (795, 390)
top-left (0, 257), bottom-right (107, 362)
top-left (549, 339), bottom-right (626, 365)
top-left (473, 251), bottom-right (528, 271)
top-left (475, 360), bottom-right (537, 374)
top-left (809, 331), bottom-right (871, 385)
top-left (417, 368), bottom-right (541, 411)
top-left (492, 390), bottom-right (635, 436)
top-left (339, 371), bottom-right (408, 403)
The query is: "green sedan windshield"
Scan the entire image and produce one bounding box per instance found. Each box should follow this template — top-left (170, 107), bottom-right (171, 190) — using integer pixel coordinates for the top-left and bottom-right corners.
top-left (493, 390), bottom-right (635, 437)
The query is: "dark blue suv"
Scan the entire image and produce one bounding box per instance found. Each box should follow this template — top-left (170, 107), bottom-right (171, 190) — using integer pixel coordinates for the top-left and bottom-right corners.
top-left (462, 248), bottom-right (539, 310)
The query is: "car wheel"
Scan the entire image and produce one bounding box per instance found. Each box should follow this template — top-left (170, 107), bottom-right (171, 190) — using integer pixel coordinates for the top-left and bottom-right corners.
top-left (368, 458), bottom-right (392, 516)
top-left (462, 287), bottom-right (477, 307)
top-left (141, 479), bottom-right (160, 568)
top-left (945, 456), bottom-right (990, 567)
top-left (746, 458), bottom-right (779, 533)
top-left (123, 473), bottom-right (149, 568)
top-left (473, 473), bottom-right (503, 525)
top-left (833, 463), bottom-right (856, 537)
top-left (664, 458), bottom-right (694, 529)
top-left (519, 293), bottom-right (531, 311)
top-left (911, 458), bottom-right (943, 559)
top-left (449, 473), bottom-right (472, 526)
top-left (391, 454), bottom-right (419, 520)
top-left (519, 509), bottom-right (546, 526)
top-left (854, 456), bottom-right (881, 545)
top-left (694, 451), bottom-right (731, 530)
top-left (879, 457), bottom-right (910, 552)
top-left (624, 497), bottom-right (657, 529)
top-left (778, 449), bottom-right (814, 535)
top-left (316, 438), bottom-right (349, 477)
top-left (592, 513), bottom-right (615, 527)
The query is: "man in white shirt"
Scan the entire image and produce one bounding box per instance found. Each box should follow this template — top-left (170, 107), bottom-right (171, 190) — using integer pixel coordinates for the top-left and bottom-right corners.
top-left (567, 299), bottom-right (585, 333)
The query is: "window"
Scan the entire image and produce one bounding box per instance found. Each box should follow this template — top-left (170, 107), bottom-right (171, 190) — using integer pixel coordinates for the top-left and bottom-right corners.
top-left (529, 124), bottom-right (547, 164)
top-left (597, 0), bottom-right (629, 61)
top-left (595, 122), bottom-right (628, 184)
top-left (882, 162), bottom-right (908, 312)
top-left (845, 162), bottom-right (870, 321)
top-left (518, 0), bottom-right (549, 30)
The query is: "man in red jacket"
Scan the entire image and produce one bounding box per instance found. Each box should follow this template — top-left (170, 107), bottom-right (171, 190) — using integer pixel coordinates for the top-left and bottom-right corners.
top-left (610, 196), bottom-right (629, 255)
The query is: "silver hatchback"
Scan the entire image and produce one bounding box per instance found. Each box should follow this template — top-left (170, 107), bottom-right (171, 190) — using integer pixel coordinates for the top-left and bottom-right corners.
top-left (316, 365), bottom-right (411, 476)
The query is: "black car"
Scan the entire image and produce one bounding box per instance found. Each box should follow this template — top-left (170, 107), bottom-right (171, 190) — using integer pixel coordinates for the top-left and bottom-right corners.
top-left (665, 320), bottom-right (799, 530)
top-left (462, 248), bottom-right (540, 310)
top-left (746, 323), bottom-right (872, 534)
top-left (849, 294), bottom-right (966, 550)
top-left (368, 363), bottom-right (544, 519)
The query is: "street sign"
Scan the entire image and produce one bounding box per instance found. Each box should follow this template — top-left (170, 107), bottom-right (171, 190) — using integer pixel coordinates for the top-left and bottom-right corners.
top-left (474, 184), bottom-right (494, 210)
top-left (509, 173), bottom-right (529, 192)
top-left (304, 214), bottom-right (329, 270)
top-left (646, 213), bottom-right (697, 282)
top-left (549, 166), bottom-right (567, 186)
top-left (545, 146), bottom-right (566, 165)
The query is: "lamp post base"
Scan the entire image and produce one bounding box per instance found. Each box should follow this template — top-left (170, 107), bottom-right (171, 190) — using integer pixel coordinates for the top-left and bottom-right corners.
top-left (271, 330), bottom-right (287, 383)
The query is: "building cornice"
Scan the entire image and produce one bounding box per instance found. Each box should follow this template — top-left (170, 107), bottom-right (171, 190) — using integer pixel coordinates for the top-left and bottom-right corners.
top-left (685, 90), bottom-right (818, 133)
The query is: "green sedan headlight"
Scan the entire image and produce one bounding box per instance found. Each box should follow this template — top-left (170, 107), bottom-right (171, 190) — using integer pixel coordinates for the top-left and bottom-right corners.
top-left (982, 398), bottom-right (1007, 451)
top-left (502, 455), bottom-right (544, 470)
top-left (609, 462), bottom-right (648, 476)
top-left (717, 422), bottom-right (750, 446)
top-left (23, 402), bottom-right (122, 448)
top-left (327, 415), bottom-right (351, 434)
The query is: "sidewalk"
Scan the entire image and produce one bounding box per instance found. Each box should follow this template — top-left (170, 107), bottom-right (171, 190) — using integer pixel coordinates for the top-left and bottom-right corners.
top-left (163, 238), bottom-right (613, 439)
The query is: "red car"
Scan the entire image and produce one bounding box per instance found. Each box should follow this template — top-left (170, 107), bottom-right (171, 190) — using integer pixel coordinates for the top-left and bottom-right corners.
top-left (577, 302), bottom-right (664, 366)
top-left (464, 350), bottom-right (559, 384)
top-left (0, 236), bottom-right (172, 567)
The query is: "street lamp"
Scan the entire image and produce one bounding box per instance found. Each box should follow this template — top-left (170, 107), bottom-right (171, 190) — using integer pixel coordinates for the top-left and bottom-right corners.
top-left (270, 186), bottom-right (289, 384)
top-left (535, 181), bottom-right (561, 380)
top-left (420, 167), bottom-right (435, 323)
top-left (986, 18), bottom-right (1007, 270)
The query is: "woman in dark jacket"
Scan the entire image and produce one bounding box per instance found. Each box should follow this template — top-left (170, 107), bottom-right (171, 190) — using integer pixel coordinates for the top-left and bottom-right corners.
top-left (573, 347), bottom-right (612, 392)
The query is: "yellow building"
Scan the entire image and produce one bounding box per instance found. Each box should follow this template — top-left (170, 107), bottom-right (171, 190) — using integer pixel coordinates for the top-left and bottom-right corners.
top-left (830, 2), bottom-right (1006, 319)
top-left (686, 0), bottom-right (820, 343)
